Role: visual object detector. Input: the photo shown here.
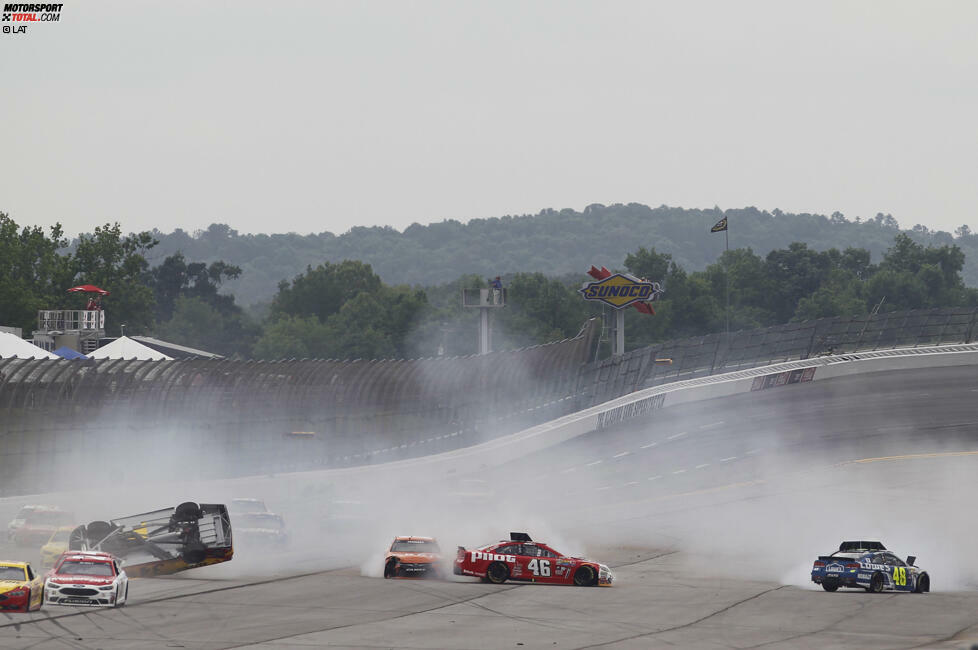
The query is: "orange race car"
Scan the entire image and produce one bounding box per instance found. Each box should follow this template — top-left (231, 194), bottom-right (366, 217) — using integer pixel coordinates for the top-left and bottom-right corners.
top-left (383, 536), bottom-right (443, 579)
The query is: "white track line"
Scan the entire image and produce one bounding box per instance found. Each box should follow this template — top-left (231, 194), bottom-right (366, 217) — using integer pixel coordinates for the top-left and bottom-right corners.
top-left (560, 467), bottom-right (577, 474)
top-left (648, 475), bottom-right (662, 481)
top-left (699, 421), bottom-right (725, 429)
top-left (695, 463), bottom-right (710, 469)
top-left (640, 442), bottom-right (658, 449)
top-left (613, 451), bottom-right (631, 459)
top-left (586, 460), bottom-right (603, 467)
top-left (720, 456), bottom-right (737, 462)
top-left (672, 469), bottom-right (687, 475)
top-left (667, 432), bottom-right (688, 440)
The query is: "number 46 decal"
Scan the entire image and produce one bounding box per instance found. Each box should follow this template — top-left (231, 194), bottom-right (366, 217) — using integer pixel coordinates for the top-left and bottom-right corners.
top-left (527, 559), bottom-right (551, 577)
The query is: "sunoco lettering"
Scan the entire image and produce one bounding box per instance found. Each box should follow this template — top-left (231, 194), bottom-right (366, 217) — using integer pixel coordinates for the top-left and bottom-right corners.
top-left (584, 285), bottom-right (652, 299)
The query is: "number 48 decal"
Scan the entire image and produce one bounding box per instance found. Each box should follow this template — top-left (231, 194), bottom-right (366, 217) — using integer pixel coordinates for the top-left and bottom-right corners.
top-left (527, 558), bottom-right (551, 577)
top-left (892, 566), bottom-right (907, 586)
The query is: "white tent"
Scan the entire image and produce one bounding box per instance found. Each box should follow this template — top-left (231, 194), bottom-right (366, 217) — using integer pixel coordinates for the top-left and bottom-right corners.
top-left (0, 331), bottom-right (59, 359)
top-left (88, 336), bottom-right (173, 360)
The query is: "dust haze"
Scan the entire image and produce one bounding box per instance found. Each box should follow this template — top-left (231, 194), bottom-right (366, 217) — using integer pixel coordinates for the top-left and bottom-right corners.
top-left (2, 367), bottom-right (976, 596)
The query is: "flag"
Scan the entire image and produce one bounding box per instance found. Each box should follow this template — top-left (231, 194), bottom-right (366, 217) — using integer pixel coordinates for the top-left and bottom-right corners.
top-left (710, 217), bottom-right (728, 233)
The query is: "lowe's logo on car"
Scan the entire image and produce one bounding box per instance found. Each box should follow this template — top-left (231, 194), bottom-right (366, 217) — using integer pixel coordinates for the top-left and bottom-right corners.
top-left (579, 274), bottom-right (658, 309)
top-left (471, 551), bottom-right (517, 563)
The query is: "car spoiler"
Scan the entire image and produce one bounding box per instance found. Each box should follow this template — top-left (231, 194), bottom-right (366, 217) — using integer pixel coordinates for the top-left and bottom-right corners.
top-left (839, 540), bottom-right (885, 552)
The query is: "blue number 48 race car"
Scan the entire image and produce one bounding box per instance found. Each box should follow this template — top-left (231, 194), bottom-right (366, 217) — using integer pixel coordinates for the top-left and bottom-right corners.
top-left (811, 541), bottom-right (930, 593)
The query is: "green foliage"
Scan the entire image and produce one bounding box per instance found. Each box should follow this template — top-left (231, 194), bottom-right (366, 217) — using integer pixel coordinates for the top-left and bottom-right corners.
top-left (71, 223), bottom-right (158, 336)
top-left (0, 213), bottom-right (73, 333)
top-left (155, 296), bottom-right (260, 358)
top-left (255, 262), bottom-right (428, 360)
top-left (142, 204), bottom-right (978, 307)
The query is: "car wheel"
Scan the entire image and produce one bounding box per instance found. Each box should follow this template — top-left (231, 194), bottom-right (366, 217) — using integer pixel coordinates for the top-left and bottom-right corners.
top-left (821, 581), bottom-right (839, 592)
top-left (384, 558), bottom-right (398, 579)
top-left (115, 585), bottom-right (126, 608)
top-left (914, 574), bottom-right (930, 593)
top-left (486, 561), bottom-right (509, 584)
top-left (869, 572), bottom-right (885, 593)
top-left (573, 565), bottom-right (597, 587)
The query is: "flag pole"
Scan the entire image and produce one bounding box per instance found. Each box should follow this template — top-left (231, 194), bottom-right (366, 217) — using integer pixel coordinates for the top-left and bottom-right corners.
top-left (724, 219), bottom-right (729, 337)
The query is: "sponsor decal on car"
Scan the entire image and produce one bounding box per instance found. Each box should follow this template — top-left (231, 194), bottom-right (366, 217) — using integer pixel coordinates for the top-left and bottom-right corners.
top-left (826, 563), bottom-right (843, 572)
top-left (470, 551), bottom-right (517, 563)
top-left (858, 573), bottom-right (871, 579)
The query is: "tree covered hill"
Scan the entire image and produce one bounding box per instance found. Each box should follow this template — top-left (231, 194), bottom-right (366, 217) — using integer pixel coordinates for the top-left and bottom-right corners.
top-left (144, 204), bottom-right (975, 305)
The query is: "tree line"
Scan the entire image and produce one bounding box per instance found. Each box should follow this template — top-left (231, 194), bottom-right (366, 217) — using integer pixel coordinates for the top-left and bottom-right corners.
top-left (140, 204), bottom-right (978, 306)
top-left (2, 211), bottom-right (977, 360)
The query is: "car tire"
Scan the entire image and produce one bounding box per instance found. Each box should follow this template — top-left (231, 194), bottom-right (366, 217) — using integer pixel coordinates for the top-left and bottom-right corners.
top-left (914, 574), bottom-right (930, 593)
top-left (573, 565), bottom-right (597, 587)
top-left (821, 581), bottom-right (839, 592)
top-left (384, 559), bottom-right (398, 579)
top-left (869, 572), bottom-right (885, 593)
top-left (486, 561), bottom-right (509, 584)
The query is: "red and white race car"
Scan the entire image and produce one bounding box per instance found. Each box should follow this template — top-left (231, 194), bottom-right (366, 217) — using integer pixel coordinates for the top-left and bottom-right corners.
top-left (454, 532), bottom-right (614, 586)
top-left (44, 551), bottom-right (129, 607)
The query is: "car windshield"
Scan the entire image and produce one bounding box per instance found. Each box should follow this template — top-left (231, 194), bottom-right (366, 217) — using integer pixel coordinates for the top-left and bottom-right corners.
top-left (0, 566), bottom-right (26, 581)
top-left (27, 511), bottom-right (72, 526)
top-left (391, 540), bottom-right (440, 553)
top-left (15, 507), bottom-right (37, 519)
top-left (58, 560), bottom-right (113, 576)
top-left (238, 513), bottom-right (283, 529)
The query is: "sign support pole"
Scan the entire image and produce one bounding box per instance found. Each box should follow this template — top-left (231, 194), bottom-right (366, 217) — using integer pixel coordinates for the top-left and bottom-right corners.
top-left (614, 309), bottom-right (625, 357)
top-left (479, 307), bottom-right (490, 355)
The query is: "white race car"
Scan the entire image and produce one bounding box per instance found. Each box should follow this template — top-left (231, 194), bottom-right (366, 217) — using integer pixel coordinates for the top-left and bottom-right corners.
top-left (44, 551), bottom-right (129, 607)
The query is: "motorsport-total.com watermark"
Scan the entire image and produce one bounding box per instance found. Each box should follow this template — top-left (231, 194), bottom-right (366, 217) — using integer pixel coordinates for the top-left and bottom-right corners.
top-left (2, 3), bottom-right (64, 35)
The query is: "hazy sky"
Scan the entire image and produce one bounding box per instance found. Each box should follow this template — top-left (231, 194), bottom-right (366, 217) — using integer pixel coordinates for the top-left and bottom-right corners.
top-left (2, 1), bottom-right (976, 238)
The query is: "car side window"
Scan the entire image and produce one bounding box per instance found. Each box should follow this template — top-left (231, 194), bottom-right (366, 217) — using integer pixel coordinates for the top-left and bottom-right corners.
top-left (522, 545), bottom-right (540, 557)
top-left (536, 547), bottom-right (558, 558)
top-left (113, 561), bottom-right (121, 575)
top-left (871, 553), bottom-right (886, 565)
top-left (886, 554), bottom-right (905, 567)
top-left (26, 565), bottom-right (35, 580)
top-left (495, 544), bottom-right (519, 555)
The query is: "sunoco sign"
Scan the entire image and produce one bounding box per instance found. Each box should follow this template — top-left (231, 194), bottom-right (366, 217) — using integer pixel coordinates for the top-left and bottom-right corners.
top-left (578, 273), bottom-right (657, 309)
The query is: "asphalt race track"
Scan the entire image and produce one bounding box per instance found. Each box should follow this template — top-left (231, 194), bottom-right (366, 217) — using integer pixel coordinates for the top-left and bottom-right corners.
top-left (3, 364), bottom-right (978, 649)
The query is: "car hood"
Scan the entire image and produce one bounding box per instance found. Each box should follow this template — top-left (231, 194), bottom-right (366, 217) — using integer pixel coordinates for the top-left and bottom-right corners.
top-left (48, 574), bottom-right (114, 586)
top-left (0, 580), bottom-right (27, 593)
top-left (388, 552), bottom-right (440, 563)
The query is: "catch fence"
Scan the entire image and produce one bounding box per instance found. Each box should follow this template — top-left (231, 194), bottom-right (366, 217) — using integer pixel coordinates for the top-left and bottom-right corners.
top-left (0, 320), bottom-right (599, 492)
top-left (578, 307), bottom-right (978, 407)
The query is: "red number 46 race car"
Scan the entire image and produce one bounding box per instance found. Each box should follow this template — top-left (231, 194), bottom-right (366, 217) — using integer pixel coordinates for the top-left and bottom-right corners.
top-left (454, 532), bottom-right (613, 586)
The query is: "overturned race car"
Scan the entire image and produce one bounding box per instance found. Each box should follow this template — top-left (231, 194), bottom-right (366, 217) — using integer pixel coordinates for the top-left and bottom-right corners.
top-left (811, 540), bottom-right (930, 593)
top-left (454, 532), bottom-right (613, 586)
top-left (68, 501), bottom-right (233, 578)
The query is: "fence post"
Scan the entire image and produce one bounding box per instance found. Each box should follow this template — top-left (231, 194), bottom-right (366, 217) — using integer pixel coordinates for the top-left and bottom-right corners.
top-left (966, 308), bottom-right (978, 344)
